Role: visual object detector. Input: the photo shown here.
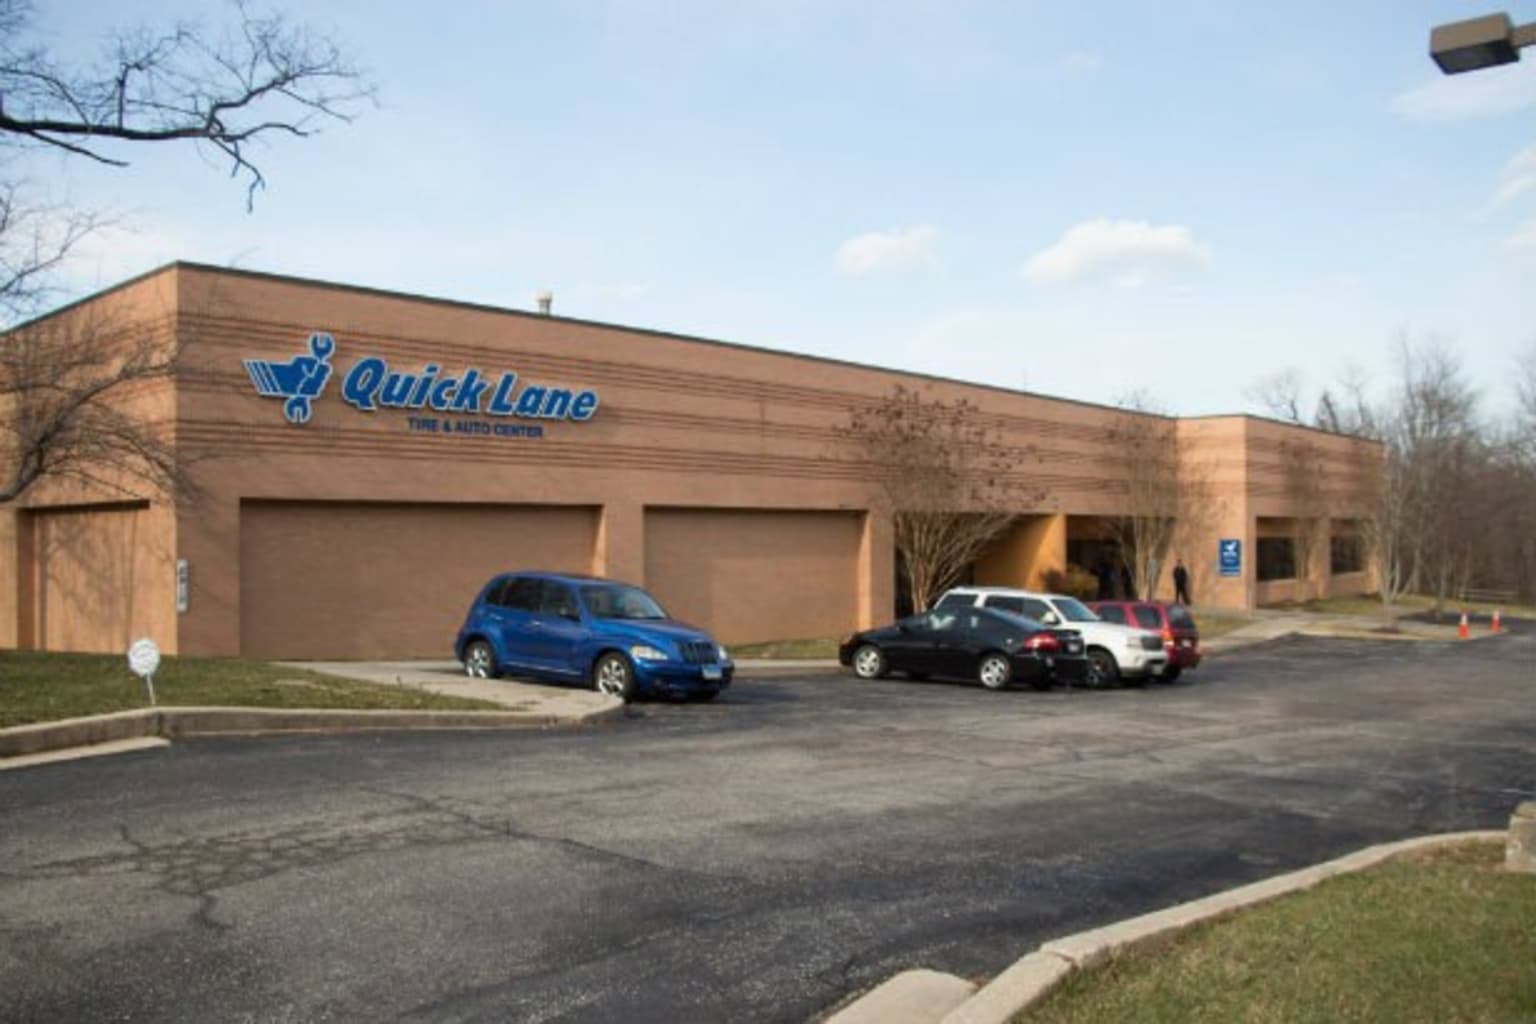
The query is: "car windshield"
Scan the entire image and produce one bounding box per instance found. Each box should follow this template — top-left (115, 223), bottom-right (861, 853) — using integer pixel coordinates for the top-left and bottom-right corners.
top-left (1053, 597), bottom-right (1100, 622)
top-left (579, 584), bottom-right (669, 620)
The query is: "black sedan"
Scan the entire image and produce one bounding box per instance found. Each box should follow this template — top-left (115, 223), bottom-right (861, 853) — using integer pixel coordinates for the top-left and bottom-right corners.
top-left (838, 606), bottom-right (1086, 690)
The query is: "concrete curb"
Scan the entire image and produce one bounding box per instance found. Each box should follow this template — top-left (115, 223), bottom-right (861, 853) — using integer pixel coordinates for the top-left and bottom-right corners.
top-left (824, 970), bottom-right (977, 1024)
top-left (0, 701), bottom-right (624, 762)
top-left (831, 830), bottom-right (1504, 1024)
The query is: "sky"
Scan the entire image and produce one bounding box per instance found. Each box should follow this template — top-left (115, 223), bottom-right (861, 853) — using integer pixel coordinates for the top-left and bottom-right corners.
top-left (27, 1), bottom-right (1536, 419)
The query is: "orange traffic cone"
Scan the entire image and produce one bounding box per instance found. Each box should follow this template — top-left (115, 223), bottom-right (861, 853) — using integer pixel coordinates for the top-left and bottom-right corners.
top-left (1491, 609), bottom-right (1503, 634)
top-left (1457, 611), bottom-right (1470, 640)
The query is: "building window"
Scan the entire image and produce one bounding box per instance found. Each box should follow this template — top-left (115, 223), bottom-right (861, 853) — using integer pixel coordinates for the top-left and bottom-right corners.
top-left (1257, 537), bottom-right (1296, 582)
top-left (1330, 535), bottom-right (1363, 575)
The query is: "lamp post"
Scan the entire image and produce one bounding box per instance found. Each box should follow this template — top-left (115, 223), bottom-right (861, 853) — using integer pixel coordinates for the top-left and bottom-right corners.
top-left (1429, 12), bottom-right (1536, 73)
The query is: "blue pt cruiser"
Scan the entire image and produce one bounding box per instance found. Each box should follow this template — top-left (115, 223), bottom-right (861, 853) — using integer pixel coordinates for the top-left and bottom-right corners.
top-left (455, 572), bottom-right (733, 702)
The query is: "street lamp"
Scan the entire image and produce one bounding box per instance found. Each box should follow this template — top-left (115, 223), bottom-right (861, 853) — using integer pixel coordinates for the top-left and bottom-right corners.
top-left (1429, 12), bottom-right (1536, 73)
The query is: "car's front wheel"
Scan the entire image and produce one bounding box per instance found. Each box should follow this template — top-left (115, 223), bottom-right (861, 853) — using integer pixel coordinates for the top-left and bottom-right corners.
top-left (978, 652), bottom-right (1012, 691)
top-left (852, 644), bottom-right (888, 679)
top-left (1085, 648), bottom-right (1119, 688)
top-left (463, 639), bottom-right (497, 679)
top-left (593, 652), bottom-right (637, 702)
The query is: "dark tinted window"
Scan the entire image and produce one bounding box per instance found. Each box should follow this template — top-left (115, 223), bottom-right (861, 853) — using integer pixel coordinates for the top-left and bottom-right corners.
top-left (934, 593), bottom-right (974, 611)
top-left (1098, 605), bottom-right (1128, 625)
top-left (539, 581), bottom-right (578, 617)
top-left (920, 610), bottom-right (963, 631)
top-left (1257, 537), bottom-right (1296, 581)
top-left (499, 577), bottom-right (542, 611)
top-left (1330, 534), bottom-right (1363, 574)
top-left (1133, 606), bottom-right (1163, 629)
top-left (978, 608), bottom-right (1041, 639)
top-left (985, 595), bottom-right (1026, 614)
top-left (1168, 605), bottom-right (1195, 628)
top-left (483, 577), bottom-right (512, 605)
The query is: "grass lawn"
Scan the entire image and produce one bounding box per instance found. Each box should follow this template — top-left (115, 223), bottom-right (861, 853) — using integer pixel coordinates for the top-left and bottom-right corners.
top-left (1187, 611), bottom-right (1253, 641)
top-left (1298, 592), bottom-right (1536, 619)
top-left (0, 651), bottom-right (499, 729)
top-left (732, 636), bottom-right (841, 659)
top-left (1017, 840), bottom-right (1536, 1024)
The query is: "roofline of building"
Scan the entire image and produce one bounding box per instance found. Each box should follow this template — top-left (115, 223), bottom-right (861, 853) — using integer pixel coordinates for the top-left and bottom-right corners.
top-left (6, 260), bottom-right (1372, 440)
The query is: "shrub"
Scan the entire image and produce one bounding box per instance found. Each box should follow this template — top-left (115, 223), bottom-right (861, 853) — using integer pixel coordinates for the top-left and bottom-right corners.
top-left (1043, 564), bottom-right (1100, 601)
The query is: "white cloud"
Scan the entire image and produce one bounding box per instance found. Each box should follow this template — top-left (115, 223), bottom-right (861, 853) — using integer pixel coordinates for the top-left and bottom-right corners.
top-left (1483, 142), bottom-right (1536, 214)
top-left (1392, 60), bottom-right (1536, 121)
top-left (1054, 50), bottom-right (1103, 76)
top-left (835, 225), bottom-right (939, 275)
top-left (1021, 218), bottom-right (1212, 287)
top-left (1503, 219), bottom-right (1536, 252)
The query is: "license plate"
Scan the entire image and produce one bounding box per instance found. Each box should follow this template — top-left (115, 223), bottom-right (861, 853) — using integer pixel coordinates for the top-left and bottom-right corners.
top-left (1180, 639), bottom-right (1193, 648)
top-left (702, 665), bottom-right (723, 680)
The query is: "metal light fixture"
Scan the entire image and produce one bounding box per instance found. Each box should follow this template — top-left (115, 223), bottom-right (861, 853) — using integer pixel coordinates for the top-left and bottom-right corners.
top-left (1429, 12), bottom-right (1536, 73)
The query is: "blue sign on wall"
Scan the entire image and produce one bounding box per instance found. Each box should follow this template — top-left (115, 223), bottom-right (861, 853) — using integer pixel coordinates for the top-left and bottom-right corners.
top-left (1218, 538), bottom-right (1242, 577)
top-left (244, 332), bottom-right (600, 429)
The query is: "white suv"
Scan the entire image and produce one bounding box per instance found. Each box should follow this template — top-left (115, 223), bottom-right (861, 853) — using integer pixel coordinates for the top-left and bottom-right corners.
top-left (934, 587), bottom-right (1168, 687)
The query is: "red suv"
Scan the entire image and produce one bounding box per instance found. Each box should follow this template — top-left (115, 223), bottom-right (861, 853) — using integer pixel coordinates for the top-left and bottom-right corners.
top-left (1088, 601), bottom-right (1201, 681)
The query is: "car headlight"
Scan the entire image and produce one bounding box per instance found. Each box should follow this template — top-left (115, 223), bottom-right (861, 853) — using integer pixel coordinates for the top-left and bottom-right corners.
top-left (1125, 636), bottom-right (1142, 650)
top-left (630, 644), bottom-right (668, 661)
top-left (717, 644), bottom-right (731, 662)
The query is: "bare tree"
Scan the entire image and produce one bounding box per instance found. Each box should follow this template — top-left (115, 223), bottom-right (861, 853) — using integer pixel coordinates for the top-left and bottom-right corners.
top-left (1101, 397), bottom-right (1223, 600)
top-left (844, 384), bottom-right (1042, 612)
top-left (0, 1), bottom-right (369, 504)
top-left (1246, 368), bottom-right (1307, 424)
top-left (0, 0), bottom-right (371, 321)
top-left (1277, 438), bottom-right (1328, 601)
top-left (1351, 440), bottom-right (1409, 620)
top-left (0, 308), bottom-right (188, 503)
top-left (0, 0), bottom-right (373, 210)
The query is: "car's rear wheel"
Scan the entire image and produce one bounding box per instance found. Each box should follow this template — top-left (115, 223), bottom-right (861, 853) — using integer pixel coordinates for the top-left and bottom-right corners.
top-left (1085, 648), bottom-right (1119, 688)
top-left (1160, 666), bottom-right (1183, 683)
top-left (978, 652), bottom-right (1012, 690)
top-left (852, 644), bottom-right (888, 679)
top-left (593, 652), bottom-right (636, 702)
top-left (464, 640), bottom-right (497, 679)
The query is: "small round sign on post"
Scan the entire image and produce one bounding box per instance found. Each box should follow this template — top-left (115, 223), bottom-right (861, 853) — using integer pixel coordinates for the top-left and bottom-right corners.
top-left (127, 637), bottom-right (161, 706)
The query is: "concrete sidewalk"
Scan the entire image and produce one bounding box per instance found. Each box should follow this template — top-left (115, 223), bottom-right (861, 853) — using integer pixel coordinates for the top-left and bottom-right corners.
top-left (287, 660), bottom-right (616, 716)
top-left (1200, 608), bottom-right (1476, 653)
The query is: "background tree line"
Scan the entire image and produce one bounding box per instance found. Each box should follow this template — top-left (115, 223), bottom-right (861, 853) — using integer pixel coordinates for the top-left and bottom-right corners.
top-left (1248, 336), bottom-right (1536, 608)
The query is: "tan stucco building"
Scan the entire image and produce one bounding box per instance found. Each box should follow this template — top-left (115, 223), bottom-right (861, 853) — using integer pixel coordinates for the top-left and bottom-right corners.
top-left (1, 264), bottom-right (1380, 659)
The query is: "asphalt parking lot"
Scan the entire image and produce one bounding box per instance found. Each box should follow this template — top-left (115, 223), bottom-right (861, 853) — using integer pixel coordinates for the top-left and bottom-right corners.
top-left (1, 631), bottom-right (1533, 1023)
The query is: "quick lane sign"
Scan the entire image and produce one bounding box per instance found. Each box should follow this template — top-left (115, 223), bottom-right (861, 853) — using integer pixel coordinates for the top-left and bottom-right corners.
top-left (244, 332), bottom-right (600, 428)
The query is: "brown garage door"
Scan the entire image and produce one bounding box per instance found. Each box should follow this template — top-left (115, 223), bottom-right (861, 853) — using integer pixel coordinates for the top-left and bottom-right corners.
top-left (240, 501), bottom-right (597, 659)
top-left (644, 508), bottom-right (860, 644)
top-left (30, 502), bottom-right (166, 653)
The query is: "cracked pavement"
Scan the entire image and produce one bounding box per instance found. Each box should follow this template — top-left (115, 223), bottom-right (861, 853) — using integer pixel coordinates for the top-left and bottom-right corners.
top-left (1, 630), bottom-right (1533, 1022)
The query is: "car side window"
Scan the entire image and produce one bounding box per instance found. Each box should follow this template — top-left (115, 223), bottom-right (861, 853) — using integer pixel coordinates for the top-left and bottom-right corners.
top-left (1133, 606), bottom-right (1163, 629)
top-left (984, 596), bottom-right (1026, 614)
top-left (921, 610), bottom-right (960, 631)
top-left (539, 581), bottom-right (578, 618)
top-left (483, 577), bottom-right (511, 606)
top-left (499, 577), bottom-right (542, 611)
top-left (1019, 598), bottom-right (1052, 621)
top-left (1098, 605), bottom-right (1128, 625)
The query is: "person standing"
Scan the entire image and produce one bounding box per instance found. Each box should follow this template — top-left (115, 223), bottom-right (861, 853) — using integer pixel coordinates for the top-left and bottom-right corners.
top-left (1173, 558), bottom-right (1192, 605)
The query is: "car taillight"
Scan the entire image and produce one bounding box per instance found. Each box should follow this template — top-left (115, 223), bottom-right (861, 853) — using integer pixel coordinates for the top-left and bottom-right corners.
top-left (1024, 633), bottom-right (1061, 653)
top-left (1162, 628), bottom-right (1175, 648)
